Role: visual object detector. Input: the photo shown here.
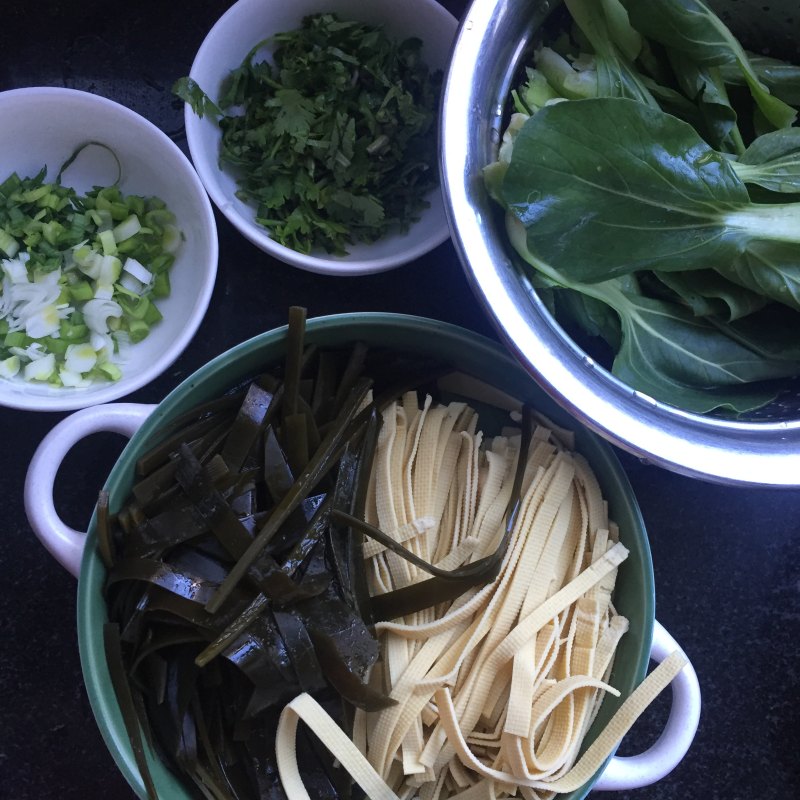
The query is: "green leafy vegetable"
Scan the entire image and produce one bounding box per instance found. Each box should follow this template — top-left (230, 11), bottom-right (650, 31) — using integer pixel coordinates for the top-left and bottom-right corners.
top-left (174, 12), bottom-right (442, 255)
top-left (171, 77), bottom-right (222, 119)
top-left (486, 0), bottom-right (800, 413)
top-left (563, 0), bottom-right (657, 106)
top-left (502, 98), bottom-right (800, 281)
top-left (715, 241), bottom-right (800, 312)
top-left (666, 49), bottom-right (744, 154)
top-left (652, 269), bottom-right (768, 321)
top-left (720, 53), bottom-right (800, 107)
top-left (504, 215), bottom-right (800, 413)
top-left (618, 0), bottom-right (797, 129)
top-left (734, 128), bottom-right (800, 192)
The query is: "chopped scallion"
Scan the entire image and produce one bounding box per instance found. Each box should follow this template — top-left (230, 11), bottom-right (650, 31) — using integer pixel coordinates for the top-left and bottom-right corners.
top-left (0, 168), bottom-right (183, 387)
top-left (112, 214), bottom-right (142, 243)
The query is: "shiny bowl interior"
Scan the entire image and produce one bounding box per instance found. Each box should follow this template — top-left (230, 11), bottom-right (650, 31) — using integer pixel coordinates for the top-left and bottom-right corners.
top-left (77, 313), bottom-right (654, 800)
top-left (0, 87), bottom-right (218, 411)
top-left (441, 0), bottom-right (800, 486)
top-left (183, 0), bottom-right (457, 276)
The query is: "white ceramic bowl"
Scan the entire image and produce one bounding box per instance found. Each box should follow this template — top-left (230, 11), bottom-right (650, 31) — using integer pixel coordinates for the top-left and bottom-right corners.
top-left (183, 0), bottom-right (457, 276)
top-left (0, 87), bottom-right (218, 412)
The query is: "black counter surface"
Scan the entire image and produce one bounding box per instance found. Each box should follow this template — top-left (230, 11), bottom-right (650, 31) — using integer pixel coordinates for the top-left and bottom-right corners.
top-left (1, 1), bottom-right (798, 798)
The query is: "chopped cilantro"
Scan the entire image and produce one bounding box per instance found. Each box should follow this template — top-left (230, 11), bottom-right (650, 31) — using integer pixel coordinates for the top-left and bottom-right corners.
top-left (174, 12), bottom-right (442, 255)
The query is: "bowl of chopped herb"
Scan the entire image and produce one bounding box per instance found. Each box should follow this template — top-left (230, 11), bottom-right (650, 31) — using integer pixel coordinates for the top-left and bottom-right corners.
top-left (177, 0), bottom-right (457, 276)
top-left (0, 87), bottom-right (218, 411)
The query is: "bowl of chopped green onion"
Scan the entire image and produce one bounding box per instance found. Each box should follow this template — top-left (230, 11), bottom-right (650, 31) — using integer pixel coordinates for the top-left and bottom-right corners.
top-left (177, 0), bottom-right (457, 276)
top-left (0, 86), bottom-right (218, 411)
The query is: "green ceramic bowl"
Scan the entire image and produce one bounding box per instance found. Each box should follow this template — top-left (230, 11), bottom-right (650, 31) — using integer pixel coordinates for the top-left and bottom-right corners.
top-left (76, 313), bottom-right (654, 799)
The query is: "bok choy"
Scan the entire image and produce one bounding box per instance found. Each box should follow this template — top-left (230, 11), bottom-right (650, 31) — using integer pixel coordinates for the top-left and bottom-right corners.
top-left (486, 0), bottom-right (800, 413)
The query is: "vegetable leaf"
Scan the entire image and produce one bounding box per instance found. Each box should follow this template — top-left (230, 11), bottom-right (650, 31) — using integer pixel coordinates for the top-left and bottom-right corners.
top-left (734, 128), bottom-right (800, 193)
top-left (268, 88), bottom-right (316, 140)
top-left (715, 240), bottom-right (800, 312)
top-left (612, 336), bottom-right (786, 413)
top-left (487, 0), bottom-right (800, 415)
top-left (618, 0), bottom-right (797, 129)
top-left (653, 269), bottom-right (768, 321)
top-left (720, 53), bottom-right (800, 107)
top-left (501, 97), bottom-right (754, 281)
top-left (564, 0), bottom-right (658, 106)
top-left (171, 76), bottom-right (222, 119)
top-left (505, 215), bottom-right (795, 411)
top-left (607, 286), bottom-right (799, 387)
top-left (666, 50), bottom-right (743, 154)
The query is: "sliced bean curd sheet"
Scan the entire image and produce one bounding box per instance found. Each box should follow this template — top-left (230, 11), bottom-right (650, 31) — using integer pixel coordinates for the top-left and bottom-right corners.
top-left (276, 394), bottom-right (686, 799)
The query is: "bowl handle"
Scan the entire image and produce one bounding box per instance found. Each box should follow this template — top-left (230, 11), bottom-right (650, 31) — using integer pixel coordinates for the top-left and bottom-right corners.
top-left (593, 620), bottom-right (701, 791)
top-left (24, 403), bottom-right (157, 578)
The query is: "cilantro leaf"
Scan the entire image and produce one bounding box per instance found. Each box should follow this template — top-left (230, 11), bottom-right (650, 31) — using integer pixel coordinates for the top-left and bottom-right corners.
top-left (268, 89), bottom-right (316, 141)
top-left (174, 12), bottom-right (442, 254)
top-left (171, 77), bottom-right (222, 119)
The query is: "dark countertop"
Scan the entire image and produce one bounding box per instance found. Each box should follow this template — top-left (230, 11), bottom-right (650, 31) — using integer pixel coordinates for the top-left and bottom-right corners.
top-left (1, 2), bottom-right (798, 799)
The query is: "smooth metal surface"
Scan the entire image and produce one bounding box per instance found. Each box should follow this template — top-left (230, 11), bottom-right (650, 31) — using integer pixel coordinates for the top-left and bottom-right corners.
top-left (441, 0), bottom-right (800, 487)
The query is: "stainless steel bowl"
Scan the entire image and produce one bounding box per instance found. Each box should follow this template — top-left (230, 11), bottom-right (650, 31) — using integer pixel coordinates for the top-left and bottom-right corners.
top-left (441, 0), bottom-right (800, 487)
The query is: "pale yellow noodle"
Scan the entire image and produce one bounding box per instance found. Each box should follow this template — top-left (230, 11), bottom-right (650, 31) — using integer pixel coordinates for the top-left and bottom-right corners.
top-left (274, 395), bottom-right (685, 799)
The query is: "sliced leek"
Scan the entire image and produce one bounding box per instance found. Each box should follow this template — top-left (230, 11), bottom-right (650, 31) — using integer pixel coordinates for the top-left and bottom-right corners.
top-left (0, 168), bottom-right (181, 386)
